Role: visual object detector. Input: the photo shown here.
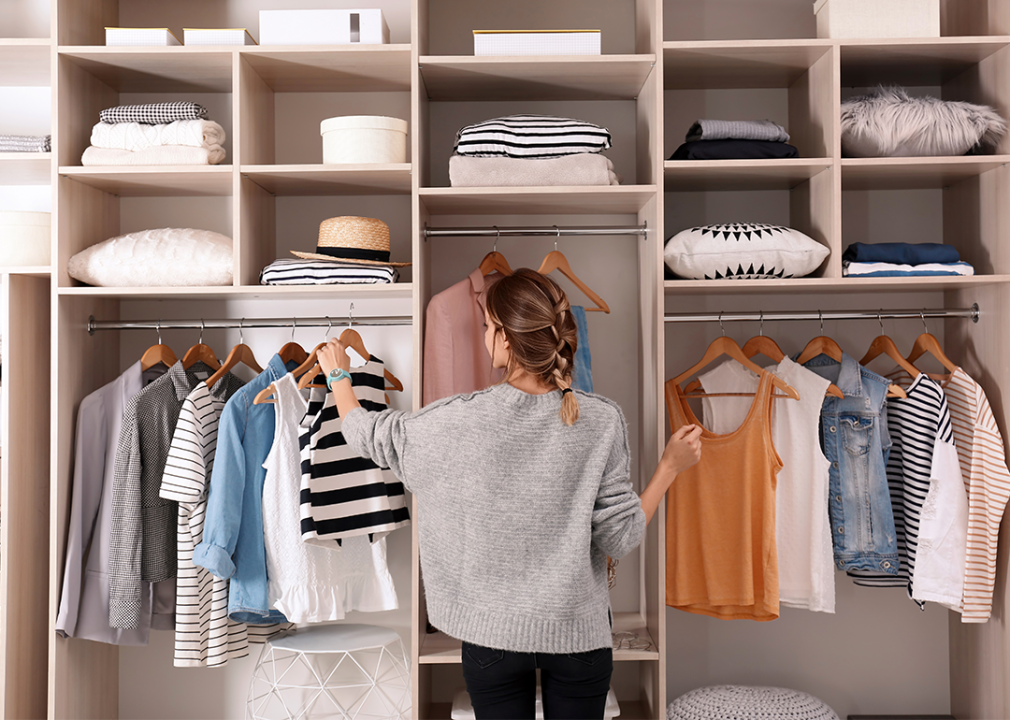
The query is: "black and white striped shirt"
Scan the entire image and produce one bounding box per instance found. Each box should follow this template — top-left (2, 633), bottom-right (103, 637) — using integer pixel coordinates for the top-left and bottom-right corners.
top-left (454, 115), bottom-right (612, 158)
top-left (298, 357), bottom-right (410, 546)
top-left (849, 372), bottom-right (955, 600)
top-left (161, 378), bottom-right (254, 667)
top-left (260, 258), bottom-right (399, 286)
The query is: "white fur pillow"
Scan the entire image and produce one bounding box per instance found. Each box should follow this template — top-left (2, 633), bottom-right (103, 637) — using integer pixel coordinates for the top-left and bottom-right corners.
top-left (841, 86), bottom-right (1006, 157)
top-left (664, 223), bottom-right (829, 280)
top-left (68, 227), bottom-right (233, 287)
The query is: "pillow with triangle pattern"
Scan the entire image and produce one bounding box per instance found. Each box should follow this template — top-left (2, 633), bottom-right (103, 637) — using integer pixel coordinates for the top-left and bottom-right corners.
top-left (664, 223), bottom-right (829, 280)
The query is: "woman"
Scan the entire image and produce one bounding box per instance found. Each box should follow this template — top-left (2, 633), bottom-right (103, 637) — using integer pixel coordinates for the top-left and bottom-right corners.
top-left (319, 268), bottom-right (702, 719)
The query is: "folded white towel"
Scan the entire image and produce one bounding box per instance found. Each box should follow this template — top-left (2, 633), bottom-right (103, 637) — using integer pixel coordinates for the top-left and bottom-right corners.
top-left (843, 261), bottom-right (975, 277)
top-left (81, 144), bottom-right (226, 165)
top-left (449, 153), bottom-right (621, 187)
top-left (90, 119), bottom-right (226, 152)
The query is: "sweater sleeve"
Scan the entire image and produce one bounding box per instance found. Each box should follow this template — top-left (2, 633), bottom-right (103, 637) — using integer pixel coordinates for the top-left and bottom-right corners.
top-left (591, 410), bottom-right (645, 560)
top-left (342, 406), bottom-right (414, 492)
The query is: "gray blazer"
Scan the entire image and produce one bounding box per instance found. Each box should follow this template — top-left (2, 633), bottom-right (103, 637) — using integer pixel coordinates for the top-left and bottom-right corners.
top-left (56, 361), bottom-right (175, 645)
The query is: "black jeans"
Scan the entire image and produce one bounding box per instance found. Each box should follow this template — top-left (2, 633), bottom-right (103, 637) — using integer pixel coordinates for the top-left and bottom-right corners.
top-left (461, 641), bottom-right (613, 720)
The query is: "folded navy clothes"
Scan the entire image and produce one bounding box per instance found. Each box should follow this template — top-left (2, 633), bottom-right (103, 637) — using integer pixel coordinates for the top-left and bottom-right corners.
top-left (842, 242), bottom-right (960, 265)
top-left (100, 102), bottom-right (208, 125)
top-left (669, 140), bottom-right (799, 160)
top-left (686, 119), bottom-right (790, 143)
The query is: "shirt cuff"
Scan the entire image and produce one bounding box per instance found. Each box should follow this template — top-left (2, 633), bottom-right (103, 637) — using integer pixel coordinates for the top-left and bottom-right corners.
top-left (192, 542), bottom-right (236, 579)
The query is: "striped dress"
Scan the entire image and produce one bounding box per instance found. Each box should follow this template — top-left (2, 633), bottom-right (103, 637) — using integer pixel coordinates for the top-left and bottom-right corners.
top-left (938, 367), bottom-right (1010, 622)
top-left (298, 357), bottom-right (410, 546)
top-left (848, 372), bottom-right (960, 604)
top-left (161, 378), bottom-right (290, 667)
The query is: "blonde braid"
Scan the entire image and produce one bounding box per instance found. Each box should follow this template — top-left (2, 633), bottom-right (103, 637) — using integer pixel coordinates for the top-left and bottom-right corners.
top-left (548, 297), bottom-right (580, 425)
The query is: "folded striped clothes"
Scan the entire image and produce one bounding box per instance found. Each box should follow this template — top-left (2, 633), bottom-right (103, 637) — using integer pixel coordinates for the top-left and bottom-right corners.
top-left (260, 259), bottom-right (399, 285)
top-left (0, 134), bottom-right (50, 152)
top-left (455, 114), bottom-right (612, 158)
top-left (100, 102), bottom-right (208, 125)
top-left (843, 261), bottom-right (974, 277)
top-left (686, 119), bottom-right (790, 143)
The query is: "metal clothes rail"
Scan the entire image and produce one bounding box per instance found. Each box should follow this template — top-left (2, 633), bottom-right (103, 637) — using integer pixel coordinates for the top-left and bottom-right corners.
top-left (423, 223), bottom-right (649, 238)
top-left (87, 314), bottom-right (413, 335)
top-left (664, 305), bottom-right (980, 324)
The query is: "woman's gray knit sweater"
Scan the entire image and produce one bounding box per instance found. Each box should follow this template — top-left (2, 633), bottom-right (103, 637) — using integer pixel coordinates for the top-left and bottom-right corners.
top-left (342, 383), bottom-right (645, 654)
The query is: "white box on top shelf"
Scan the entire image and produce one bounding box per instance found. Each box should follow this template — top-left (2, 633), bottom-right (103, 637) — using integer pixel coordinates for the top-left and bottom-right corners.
top-left (473, 30), bottom-right (601, 56)
top-left (105, 27), bottom-right (181, 46)
top-left (184, 28), bottom-right (257, 46)
top-left (259, 9), bottom-right (390, 46)
top-left (813, 0), bottom-right (940, 38)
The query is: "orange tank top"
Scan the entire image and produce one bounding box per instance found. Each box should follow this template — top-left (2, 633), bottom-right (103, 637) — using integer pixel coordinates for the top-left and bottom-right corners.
top-left (665, 370), bottom-right (783, 621)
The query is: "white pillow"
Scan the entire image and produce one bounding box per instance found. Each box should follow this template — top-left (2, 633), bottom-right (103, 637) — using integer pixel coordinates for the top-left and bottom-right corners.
top-left (664, 223), bottom-right (829, 280)
top-left (68, 227), bottom-right (233, 287)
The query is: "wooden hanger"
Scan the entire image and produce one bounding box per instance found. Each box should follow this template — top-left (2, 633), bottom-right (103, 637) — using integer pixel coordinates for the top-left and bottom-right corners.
top-left (479, 227), bottom-right (513, 277)
top-left (743, 328), bottom-right (844, 399)
top-left (858, 313), bottom-right (917, 399)
top-left (181, 320), bottom-right (220, 371)
top-left (906, 313), bottom-right (957, 373)
top-left (140, 320), bottom-right (178, 371)
top-left (672, 335), bottom-right (799, 401)
top-left (206, 319), bottom-right (263, 388)
top-left (796, 335), bottom-right (843, 365)
top-left (296, 310), bottom-right (404, 394)
top-left (538, 230), bottom-right (610, 313)
top-left (255, 321), bottom-right (310, 404)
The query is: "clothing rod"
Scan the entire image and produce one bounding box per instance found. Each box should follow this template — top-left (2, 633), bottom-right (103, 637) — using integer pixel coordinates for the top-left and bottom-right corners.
top-left (663, 305), bottom-right (980, 324)
top-left (88, 315), bottom-right (413, 335)
top-left (423, 223), bottom-right (648, 238)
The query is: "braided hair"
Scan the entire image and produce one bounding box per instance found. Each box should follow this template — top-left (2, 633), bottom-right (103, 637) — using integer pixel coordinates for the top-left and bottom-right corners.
top-left (484, 268), bottom-right (580, 425)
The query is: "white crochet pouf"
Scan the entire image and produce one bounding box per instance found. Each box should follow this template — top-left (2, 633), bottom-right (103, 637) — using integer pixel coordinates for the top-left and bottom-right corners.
top-left (667, 685), bottom-right (839, 720)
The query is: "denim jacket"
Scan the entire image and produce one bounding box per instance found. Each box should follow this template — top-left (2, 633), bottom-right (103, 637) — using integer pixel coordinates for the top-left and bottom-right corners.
top-left (802, 352), bottom-right (899, 575)
top-left (192, 354), bottom-right (295, 623)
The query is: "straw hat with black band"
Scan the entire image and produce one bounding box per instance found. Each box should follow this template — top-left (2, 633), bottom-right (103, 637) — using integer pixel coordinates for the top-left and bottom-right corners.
top-left (292, 216), bottom-right (411, 267)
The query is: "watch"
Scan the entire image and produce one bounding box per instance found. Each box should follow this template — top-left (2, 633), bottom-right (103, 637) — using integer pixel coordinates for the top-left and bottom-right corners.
top-left (326, 368), bottom-right (352, 390)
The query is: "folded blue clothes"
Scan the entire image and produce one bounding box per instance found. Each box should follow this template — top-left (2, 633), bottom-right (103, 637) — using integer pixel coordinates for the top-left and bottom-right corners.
top-left (842, 242), bottom-right (960, 265)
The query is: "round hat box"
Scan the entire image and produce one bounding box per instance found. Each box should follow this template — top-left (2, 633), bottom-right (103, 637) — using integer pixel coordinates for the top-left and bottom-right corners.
top-left (320, 115), bottom-right (408, 164)
top-left (0, 211), bottom-right (51, 266)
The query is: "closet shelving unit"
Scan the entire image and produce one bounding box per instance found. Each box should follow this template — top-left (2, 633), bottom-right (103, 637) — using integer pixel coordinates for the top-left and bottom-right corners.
top-left (31, 0), bottom-right (1010, 719)
top-left (0, 6), bottom-right (52, 720)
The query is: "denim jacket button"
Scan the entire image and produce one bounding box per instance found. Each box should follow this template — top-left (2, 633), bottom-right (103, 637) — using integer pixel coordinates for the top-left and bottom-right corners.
top-left (882, 561), bottom-right (892, 569)
top-left (835, 495), bottom-right (842, 502)
top-left (837, 560), bottom-right (845, 568)
top-left (838, 526), bottom-right (844, 534)
top-left (829, 426), bottom-right (837, 433)
top-left (832, 461), bottom-right (838, 469)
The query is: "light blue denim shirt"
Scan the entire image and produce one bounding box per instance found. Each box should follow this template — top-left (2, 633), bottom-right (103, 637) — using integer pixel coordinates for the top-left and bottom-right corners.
top-left (571, 305), bottom-right (594, 394)
top-left (802, 352), bottom-right (899, 575)
top-left (192, 354), bottom-right (295, 623)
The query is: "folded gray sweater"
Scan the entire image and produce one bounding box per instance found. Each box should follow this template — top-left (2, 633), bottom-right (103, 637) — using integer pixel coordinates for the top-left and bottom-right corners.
top-left (342, 383), bottom-right (645, 654)
top-left (449, 152), bottom-right (621, 187)
top-left (686, 119), bottom-right (790, 143)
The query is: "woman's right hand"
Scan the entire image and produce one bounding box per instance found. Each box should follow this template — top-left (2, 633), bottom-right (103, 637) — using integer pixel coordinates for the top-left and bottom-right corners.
top-left (661, 424), bottom-right (703, 476)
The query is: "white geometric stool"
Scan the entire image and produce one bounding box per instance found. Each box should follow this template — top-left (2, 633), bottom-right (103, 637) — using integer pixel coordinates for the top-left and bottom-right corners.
top-left (247, 624), bottom-right (411, 720)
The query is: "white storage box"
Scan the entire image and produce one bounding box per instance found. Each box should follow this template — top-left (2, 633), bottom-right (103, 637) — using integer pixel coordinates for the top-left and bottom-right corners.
top-left (105, 27), bottom-right (181, 46)
top-left (321, 116), bottom-right (408, 164)
top-left (0, 211), bottom-right (51, 266)
top-left (260, 9), bottom-right (390, 46)
top-left (813, 0), bottom-right (940, 38)
top-left (184, 28), bottom-right (257, 46)
top-left (474, 29), bottom-right (601, 56)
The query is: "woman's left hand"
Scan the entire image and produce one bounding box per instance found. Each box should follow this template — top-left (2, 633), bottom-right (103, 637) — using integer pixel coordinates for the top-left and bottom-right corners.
top-left (317, 338), bottom-right (351, 377)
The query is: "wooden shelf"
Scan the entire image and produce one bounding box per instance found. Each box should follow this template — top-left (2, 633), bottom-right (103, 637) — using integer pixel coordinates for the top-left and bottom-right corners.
top-left (241, 164), bottom-right (411, 195)
top-left (0, 266), bottom-right (50, 277)
top-left (58, 47), bottom-right (233, 93)
top-left (664, 40), bottom-right (832, 89)
top-left (241, 45), bottom-right (411, 92)
top-left (428, 701), bottom-right (650, 720)
top-left (664, 159), bottom-right (832, 191)
top-left (840, 37), bottom-right (1010, 86)
top-left (59, 166), bottom-right (233, 196)
top-left (0, 38), bottom-right (50, 85)
top-left (419, 186), bottom-right (656, 215)
top-left (418, 612), bottom-right (658, 664)
top-left (418, 55), bottom-right (656, 101)
top-left (664, 275), bottom-right (1010, 295)
top-left (57, 283), bottom-right (413, 301)
top-left (841, 155), bottom-right (1010, 190)
top-left (0, 153), bottom-right (51, 184)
